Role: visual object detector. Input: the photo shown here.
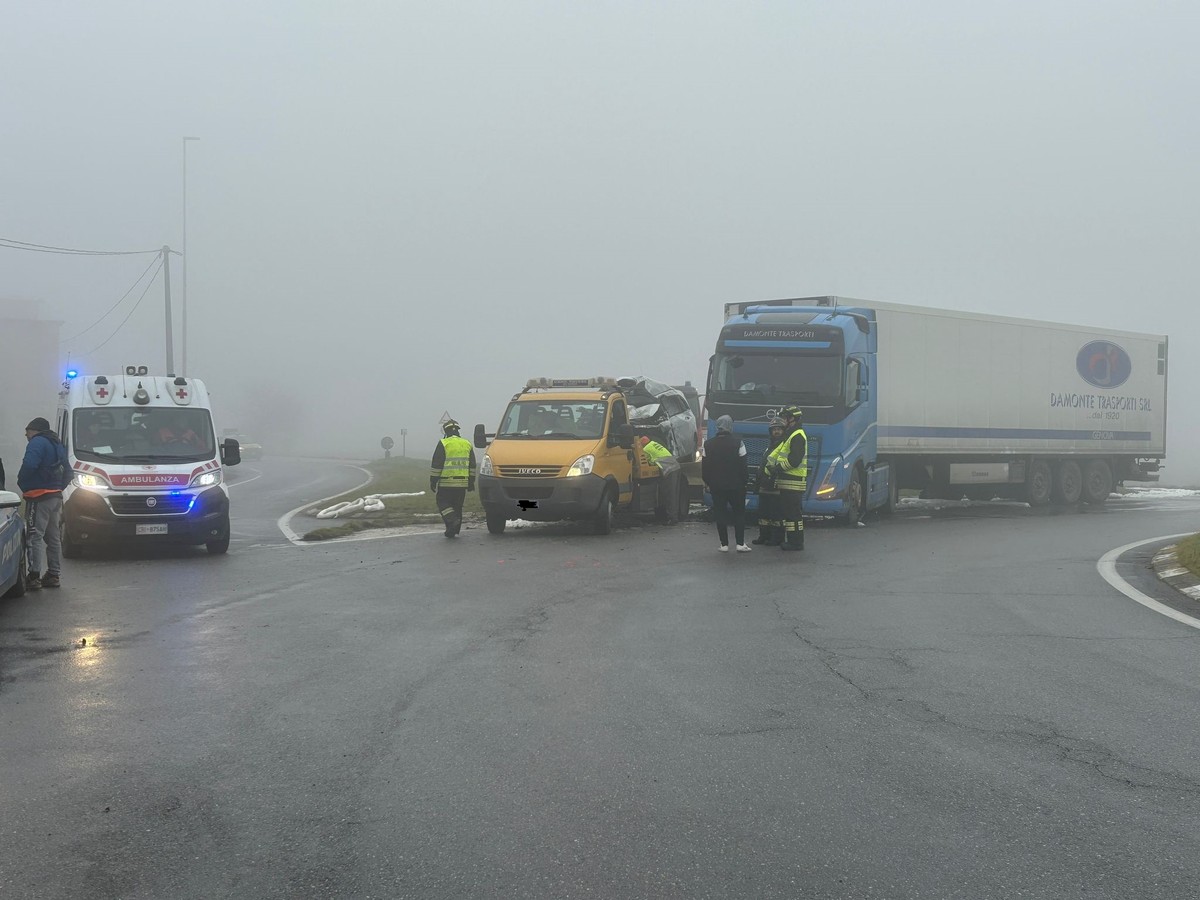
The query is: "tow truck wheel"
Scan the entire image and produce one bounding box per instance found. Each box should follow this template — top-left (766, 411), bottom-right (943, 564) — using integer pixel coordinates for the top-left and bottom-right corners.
top-left (206, 516), bottom-right (231, 555)
top-left (594, 488), bottom-right (615, 535)
top-left (486, 510), bottom-right (507, 534)
top-left (676, 475), bottom-right (691, 522)
top-left (61, 524), bottom-right (82, 560)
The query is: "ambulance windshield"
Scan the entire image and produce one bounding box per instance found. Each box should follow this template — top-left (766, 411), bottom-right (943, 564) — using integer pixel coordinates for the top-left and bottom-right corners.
top-left (72, 408), bottom-right (217, 463)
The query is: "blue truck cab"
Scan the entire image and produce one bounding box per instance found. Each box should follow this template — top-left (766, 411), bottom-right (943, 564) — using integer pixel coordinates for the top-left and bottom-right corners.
top-left (705, 296), bottom-right (892, 524)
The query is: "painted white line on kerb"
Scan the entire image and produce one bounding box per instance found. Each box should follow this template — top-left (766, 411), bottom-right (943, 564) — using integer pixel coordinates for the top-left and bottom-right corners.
top-left (277, 465), bottom-right (374, 546)
top-left (1097, 533), bottom-right (1200, 631)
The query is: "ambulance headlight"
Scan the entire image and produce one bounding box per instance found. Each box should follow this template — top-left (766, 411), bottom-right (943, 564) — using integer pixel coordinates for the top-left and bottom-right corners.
top-left (75, 473), bottom-right (110, 490)
top-left (190, 471), bottom-right (222, 487)
top-left (479, 454), bottom-right (494, 476)
top-left (567, 454), bottom-right (595, 477)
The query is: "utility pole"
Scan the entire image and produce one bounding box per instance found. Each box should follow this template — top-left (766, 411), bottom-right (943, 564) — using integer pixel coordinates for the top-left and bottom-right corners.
top-left (401, 428), bottom-right (407, 457)
top-left (182, 136), bottom-right (199, 376)
top-left (162, 245), bottom-right (174, 374)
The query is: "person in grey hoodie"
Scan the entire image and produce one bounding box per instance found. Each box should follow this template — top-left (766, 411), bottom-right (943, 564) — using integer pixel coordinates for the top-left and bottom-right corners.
top-left (701, 415), bottom-right (750, 552)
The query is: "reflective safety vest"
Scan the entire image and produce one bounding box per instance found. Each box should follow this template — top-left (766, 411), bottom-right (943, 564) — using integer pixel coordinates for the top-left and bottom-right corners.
top-left (434, 435), bottom-right (473, 487)
top-left (641, 439), bottom-right (679, 474)
top-left (766, 427), bottom-right (808, 492)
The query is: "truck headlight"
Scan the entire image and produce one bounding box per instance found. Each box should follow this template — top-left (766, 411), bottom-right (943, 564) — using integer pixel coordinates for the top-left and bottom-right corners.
top-left (815, 456), bottom-right (842, 497)
top-left (190, 470), bottom-right (222, 487)
top-left (567, 454), bottom-right (595, 477)
top-left (75, 473), bottom-right (110, 490)
top-left (480, 454), bottom-right (494, 476)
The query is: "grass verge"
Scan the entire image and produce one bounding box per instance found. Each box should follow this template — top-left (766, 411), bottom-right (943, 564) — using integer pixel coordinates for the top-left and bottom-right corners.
top-left (1176, 533), bottom-right (1200, 578)
top-left (300, 456), bottom-right (483, 541)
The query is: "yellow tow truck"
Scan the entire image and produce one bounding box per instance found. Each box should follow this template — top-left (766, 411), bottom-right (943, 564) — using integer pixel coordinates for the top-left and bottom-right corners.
top-left (473, 377), bottom-right (691, 534)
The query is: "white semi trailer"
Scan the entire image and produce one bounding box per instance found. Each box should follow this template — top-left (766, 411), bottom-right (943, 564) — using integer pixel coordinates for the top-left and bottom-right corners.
top-left (706, 297), bottom-right (1168, 520)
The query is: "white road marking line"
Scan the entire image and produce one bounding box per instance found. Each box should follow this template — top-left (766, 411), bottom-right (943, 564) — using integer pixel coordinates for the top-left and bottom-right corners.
top-left (1097, 533), bottom-right (1200, 631)
top-left (276, 465), bottom-right (374, 546)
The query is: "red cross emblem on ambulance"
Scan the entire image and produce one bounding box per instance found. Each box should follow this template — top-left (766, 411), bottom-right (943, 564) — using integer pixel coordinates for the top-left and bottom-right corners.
top-left (176, 387), bottom-right (188, 400)
top-left (96, 387), bottom-right (108, 398)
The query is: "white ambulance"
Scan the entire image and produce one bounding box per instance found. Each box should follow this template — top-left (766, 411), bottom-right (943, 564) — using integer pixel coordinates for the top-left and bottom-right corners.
top-left (56, 366), bottom-right (241, 556)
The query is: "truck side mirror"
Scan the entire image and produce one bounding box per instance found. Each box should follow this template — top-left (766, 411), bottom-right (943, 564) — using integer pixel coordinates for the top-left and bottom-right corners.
top-left (221, 438), bottom-right (241, 467)
top-left (473, 423), bottom-right (490, 448)
top-left (856, 385), bottom-right (869, 402)
top-left (609, 423), bottom-right (634, 449)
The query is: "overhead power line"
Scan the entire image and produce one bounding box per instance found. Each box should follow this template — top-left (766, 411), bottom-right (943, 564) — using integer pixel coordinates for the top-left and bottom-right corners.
top-left (59, 254), bottom-right (164, 344)
top-left (78, 255), bottom-right (165, 358)
top-left (0, 236), bottom-right (163, 256)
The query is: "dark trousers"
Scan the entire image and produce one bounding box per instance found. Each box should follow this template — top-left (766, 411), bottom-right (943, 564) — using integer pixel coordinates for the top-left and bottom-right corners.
top-left (710, 488), bottom-right (746, 547)
top-left (779, 488), bottom-right (805, 548)
top-left (656, 468), bottom-right (681, 523)
top-left (755, 489), bottom-right (782, 543)
top-left (436, 486), bottom-right (466, 536)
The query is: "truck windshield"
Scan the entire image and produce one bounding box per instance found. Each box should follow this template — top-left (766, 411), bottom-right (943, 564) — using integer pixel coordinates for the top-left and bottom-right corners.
top-left (496, 400), bottom-right (607, 440)
top-left (72, 408), bottom-right (217, 463)
top-left (710, 352), bottom-right (843, 405)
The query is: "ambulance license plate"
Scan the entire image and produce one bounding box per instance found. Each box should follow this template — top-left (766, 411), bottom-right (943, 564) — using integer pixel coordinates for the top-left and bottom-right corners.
top-left (136, 524), bottom-right (169, 536)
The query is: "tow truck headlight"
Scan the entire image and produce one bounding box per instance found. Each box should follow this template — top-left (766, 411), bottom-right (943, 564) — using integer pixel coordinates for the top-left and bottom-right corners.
top-left (75, 473), bottom-right (110, 490)
top-left (567, 454), bottom-right (595, 477)
top-left (190, 470), bottom-right (222, 487)
top-left (815, 456), bottom-right (843, 498)
top-left (480, 454), bottom-right (494, 476)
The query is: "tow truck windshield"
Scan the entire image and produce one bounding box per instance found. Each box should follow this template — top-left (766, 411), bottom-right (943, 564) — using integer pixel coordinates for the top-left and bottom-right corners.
top-left (72, 407), bottom-right (217, 464)
top-left (496, 400), bottom-right (608, 440)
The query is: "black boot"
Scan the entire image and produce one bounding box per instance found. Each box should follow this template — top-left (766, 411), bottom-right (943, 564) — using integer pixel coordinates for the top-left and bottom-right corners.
top-left (764, 525), bottom-right (783, 546)
top-left (780, 529), bottom-right (803, 551)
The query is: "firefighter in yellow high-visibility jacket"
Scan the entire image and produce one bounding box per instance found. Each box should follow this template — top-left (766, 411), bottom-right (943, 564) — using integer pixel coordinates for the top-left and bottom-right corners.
top-left (430, 420), bottom-right (477, 538)
top-left (763, 406), bottom-right (807, 552)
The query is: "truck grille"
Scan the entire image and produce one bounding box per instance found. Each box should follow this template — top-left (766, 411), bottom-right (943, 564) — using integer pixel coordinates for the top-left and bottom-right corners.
top-left (108, 493), bottom-right (192, 516)
top-left (496, 465), bottom-right (563, 478)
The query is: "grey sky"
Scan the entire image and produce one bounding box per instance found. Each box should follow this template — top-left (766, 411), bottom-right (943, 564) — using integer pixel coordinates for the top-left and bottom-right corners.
top-left (4, 2), bottom-right (1196, 480)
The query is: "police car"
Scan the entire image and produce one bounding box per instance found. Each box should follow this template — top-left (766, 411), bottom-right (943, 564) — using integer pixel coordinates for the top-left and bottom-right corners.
top-left (0, 490), bottom-right (28, 599)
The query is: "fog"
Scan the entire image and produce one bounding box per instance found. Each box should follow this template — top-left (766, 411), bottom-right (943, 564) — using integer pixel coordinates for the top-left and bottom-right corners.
top-left (4, 2), bottom-right (1197, 482)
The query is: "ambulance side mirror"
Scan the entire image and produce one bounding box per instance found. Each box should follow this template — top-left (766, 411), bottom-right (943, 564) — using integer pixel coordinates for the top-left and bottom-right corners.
top-left (221, 438), bottom-right (242, 467)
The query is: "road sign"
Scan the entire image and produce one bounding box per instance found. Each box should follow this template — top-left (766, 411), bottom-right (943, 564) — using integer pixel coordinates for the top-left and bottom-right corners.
top-left (381, 436), bottom-right (394, 450)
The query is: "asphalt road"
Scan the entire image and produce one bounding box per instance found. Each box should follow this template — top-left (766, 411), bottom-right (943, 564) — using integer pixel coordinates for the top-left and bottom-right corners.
top-left (2, 458), bottom-right (1199, 900)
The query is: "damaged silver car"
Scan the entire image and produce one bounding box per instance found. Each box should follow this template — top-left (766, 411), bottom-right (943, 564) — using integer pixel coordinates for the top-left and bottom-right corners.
top-left (617, 376), bottom-right (699, 461)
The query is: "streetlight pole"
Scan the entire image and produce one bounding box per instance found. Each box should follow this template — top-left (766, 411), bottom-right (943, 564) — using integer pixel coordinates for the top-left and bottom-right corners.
top-left (162, 246), bottom-right (174, 374)
top-left (182, 136), bottom-right (200, 376)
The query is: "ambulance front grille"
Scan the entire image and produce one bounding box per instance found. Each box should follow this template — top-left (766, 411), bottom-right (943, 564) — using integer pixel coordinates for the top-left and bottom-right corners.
top-left (108, 494), bottom-right (192, 516)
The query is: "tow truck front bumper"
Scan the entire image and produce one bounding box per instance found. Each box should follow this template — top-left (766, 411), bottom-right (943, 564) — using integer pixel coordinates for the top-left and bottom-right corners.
top-left (478, 473), bottom-right (609, 522)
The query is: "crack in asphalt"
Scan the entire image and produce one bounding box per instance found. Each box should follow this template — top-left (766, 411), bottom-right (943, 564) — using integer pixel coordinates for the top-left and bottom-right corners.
top-left (763, 597), bottom-right (1200, 795)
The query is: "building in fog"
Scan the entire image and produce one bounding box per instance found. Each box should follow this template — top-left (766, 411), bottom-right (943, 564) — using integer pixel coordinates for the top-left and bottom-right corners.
top-left (0, 300), bottom-right (62, 476)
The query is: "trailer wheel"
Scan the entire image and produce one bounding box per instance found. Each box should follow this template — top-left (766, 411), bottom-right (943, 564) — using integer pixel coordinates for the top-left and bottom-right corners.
top-left (485, 510), bottom-right (507, 534)
top-left (843, 467), bottom-right (866, 526)
top-left (1081, 459), bottom-right (1113, 505)
top-left (594, 488), bottom-right (615, 535)
top-left (1026, 460), bottom-right (1052, 507)
top-left (1053, 460), bottom-right (1082, 505)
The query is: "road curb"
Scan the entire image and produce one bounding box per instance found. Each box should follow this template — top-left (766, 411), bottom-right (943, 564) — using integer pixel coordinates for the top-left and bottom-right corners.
top-left (1152, 542), bottom-right (1200, 602)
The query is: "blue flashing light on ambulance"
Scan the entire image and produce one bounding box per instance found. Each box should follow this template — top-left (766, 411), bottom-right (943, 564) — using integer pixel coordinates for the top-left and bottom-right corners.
top-left (706, 297), bottom-right (1168, 523)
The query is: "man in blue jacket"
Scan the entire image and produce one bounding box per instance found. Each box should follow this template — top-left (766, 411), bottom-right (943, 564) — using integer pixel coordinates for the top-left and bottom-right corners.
top-left (18, 417), bottom-right (70, 590)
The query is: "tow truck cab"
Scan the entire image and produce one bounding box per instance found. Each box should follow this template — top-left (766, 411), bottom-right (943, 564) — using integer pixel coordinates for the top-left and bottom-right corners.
top-left (56, 366), bottom-right (241, 556)
top-left (474, 377), bottom-right (689, 534)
